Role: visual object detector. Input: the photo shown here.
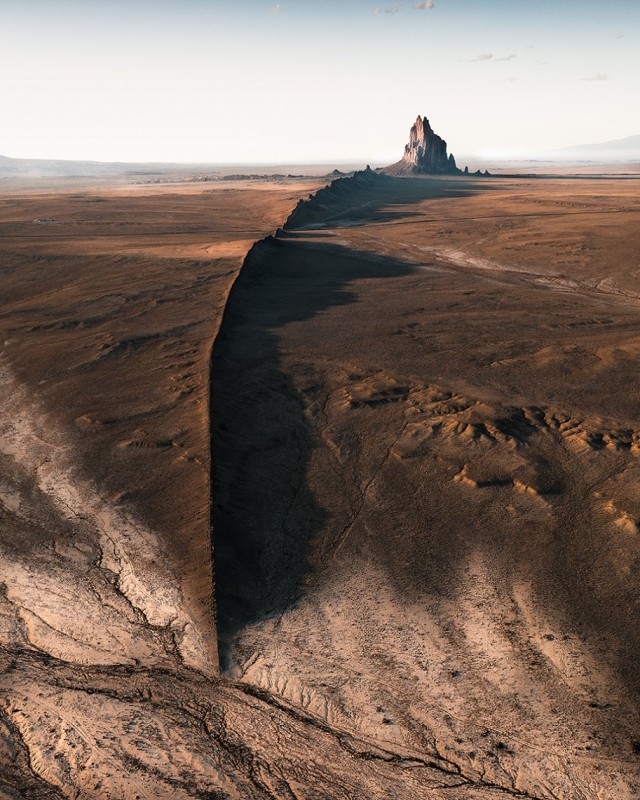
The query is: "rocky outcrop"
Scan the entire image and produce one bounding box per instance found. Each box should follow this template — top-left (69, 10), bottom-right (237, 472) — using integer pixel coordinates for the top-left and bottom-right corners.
top-left (386, 115), bottom-right (462, 175)
top-left (282, 166), bottom-right (386, 230)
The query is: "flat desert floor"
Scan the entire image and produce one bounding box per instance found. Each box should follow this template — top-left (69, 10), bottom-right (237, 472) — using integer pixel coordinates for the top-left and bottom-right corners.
top-left (2, 170), bottom-right (640, 798)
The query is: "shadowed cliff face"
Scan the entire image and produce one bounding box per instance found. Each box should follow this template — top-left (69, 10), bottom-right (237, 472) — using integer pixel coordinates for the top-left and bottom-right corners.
top-left (211, 235), bottom-right (417, 659)
top-left (214, 172), bottom-right (640, 799)
top-left (282, 169), bottom-right (485, 229)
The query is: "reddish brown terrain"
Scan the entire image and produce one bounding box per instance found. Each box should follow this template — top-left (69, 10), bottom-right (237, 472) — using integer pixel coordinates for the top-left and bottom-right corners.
top-left (2, 167), bottom-right (640, 798)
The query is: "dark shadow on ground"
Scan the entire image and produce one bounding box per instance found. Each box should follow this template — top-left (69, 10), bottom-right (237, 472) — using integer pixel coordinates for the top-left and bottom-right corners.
top-left (283, 173), bottom-right (498, 231)
top-left (211, 216), bottom-right (640, 707)
top-left (210, 235), bottom-right (418, 667)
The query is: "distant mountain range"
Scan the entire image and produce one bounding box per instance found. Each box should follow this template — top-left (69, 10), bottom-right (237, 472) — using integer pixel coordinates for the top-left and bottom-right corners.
top-left (557, 135), bottom-right (640, 161)
top-left (0, 154), bottom-right (187, 179)
top-left (561, 134), bottom-right (640, 154)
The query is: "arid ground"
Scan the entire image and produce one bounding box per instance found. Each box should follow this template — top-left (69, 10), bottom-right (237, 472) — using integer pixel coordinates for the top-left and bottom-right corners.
top-left (2, 169), bottom-right (640, 798)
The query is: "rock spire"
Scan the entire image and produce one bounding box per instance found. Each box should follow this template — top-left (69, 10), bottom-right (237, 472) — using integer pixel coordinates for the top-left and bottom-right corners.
top-left (402, 115), bottom-right (460, 174)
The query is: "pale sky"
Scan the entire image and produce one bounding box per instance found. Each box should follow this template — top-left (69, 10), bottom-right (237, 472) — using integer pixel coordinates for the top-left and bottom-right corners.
top-left (1, 0), bottom-right (638, 163)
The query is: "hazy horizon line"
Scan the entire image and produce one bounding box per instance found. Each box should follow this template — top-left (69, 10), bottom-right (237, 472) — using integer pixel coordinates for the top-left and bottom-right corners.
top-left (2, 150), bottom-right (639, 169)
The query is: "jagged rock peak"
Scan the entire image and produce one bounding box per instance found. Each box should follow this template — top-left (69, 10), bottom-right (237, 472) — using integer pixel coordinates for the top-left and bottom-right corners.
top-left (400, 115), bottom-right (461, 175)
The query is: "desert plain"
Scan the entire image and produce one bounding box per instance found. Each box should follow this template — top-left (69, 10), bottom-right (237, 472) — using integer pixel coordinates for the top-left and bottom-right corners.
top-left (1, 166), bottom-right (640, 799)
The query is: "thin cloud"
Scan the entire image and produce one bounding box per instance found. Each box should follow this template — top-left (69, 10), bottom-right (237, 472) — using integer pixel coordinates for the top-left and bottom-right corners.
top-left (466, 53), bottom-right (516, 63)
top-left (582, 73), bottom-right (610, 82)
top-left (269, 3), bottom-right (280, 12)
top-left (373, 4), bottom-right (403, 13)
top-left (372, 2), bottom-right (430, 15)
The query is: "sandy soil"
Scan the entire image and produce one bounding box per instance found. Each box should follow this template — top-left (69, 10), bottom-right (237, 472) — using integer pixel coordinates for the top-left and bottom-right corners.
top-left (2, 170), bottom-right (640, 798)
